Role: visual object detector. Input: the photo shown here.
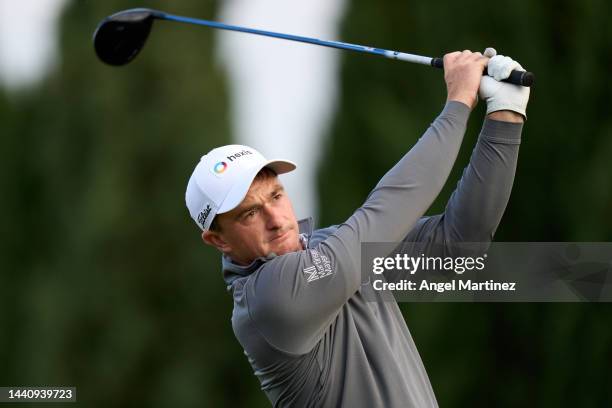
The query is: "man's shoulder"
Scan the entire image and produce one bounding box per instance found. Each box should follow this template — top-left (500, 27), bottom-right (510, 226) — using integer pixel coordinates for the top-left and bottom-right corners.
top-left (309, 225), bottom-right (339, 247)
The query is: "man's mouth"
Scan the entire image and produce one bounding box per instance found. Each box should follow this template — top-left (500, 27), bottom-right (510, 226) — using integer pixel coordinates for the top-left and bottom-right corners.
top-left (269, 229), bottom-right (290, 243)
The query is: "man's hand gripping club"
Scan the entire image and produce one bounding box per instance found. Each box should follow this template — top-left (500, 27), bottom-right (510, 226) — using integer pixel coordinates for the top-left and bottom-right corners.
top-left (480, 48), bottom-right (530, 123)
top-left (443, 49), bottom-right (531, 123)
top-left (444, 50), bottom-right (489, 109)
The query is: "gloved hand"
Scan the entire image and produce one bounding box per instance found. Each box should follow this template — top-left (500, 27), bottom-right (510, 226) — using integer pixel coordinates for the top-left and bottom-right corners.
top-left (479, 49), bottom-right (530, 119)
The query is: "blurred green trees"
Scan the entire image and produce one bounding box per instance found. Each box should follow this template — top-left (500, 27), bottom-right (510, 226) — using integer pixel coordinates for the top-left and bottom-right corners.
top-left (1, 0), bottom-right (611, 406)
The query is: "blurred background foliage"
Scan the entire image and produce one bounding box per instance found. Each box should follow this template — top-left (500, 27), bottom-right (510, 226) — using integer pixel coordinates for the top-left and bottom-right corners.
top-left (1, 0), bottom-right (611, 406)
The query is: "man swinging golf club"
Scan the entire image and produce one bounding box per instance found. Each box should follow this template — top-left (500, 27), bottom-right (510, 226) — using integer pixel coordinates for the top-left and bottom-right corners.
top-left (185, 50), bottom-right (530, 407)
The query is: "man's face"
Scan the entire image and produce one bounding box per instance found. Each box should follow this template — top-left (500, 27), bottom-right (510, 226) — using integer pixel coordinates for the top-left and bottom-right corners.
top-left (203, 175), bottom-right (301, 265)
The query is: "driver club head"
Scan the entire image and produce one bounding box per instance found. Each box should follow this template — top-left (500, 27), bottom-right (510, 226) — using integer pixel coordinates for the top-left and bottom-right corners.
top-left (93, 8), bottom-right (162, 66)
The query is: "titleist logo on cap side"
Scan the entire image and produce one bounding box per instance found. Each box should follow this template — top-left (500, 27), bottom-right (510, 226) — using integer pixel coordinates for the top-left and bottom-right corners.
top-left (197, 204), bottom-right (213, 229)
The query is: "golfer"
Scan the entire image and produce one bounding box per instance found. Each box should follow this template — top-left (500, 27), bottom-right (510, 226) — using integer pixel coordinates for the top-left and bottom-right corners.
top-left (185, 50), bottom-right (529, 407)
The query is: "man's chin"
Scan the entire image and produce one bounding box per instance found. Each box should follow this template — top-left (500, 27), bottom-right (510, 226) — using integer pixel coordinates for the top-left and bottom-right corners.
top-left (270, 238), bottom-right (301, 256)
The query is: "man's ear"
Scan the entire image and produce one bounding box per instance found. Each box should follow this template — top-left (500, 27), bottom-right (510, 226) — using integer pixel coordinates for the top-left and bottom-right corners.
top-left (202, 230), bottom-right (232, 253)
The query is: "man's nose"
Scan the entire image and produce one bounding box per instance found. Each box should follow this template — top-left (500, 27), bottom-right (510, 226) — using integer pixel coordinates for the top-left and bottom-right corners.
top-left (264, 205), bottom-right (283, 230)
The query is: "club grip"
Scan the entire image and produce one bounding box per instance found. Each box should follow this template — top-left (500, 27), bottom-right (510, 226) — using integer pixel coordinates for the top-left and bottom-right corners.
top-left (430, 57), bottom-right (534, 87)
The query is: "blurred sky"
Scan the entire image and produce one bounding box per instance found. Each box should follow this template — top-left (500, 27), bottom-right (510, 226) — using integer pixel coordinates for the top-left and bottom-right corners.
top-left (0, 0), bottom-right (68, 91)
top-left (217, 0), bottom-right (347, 220)
top-left (0, 0), bottom-right (348, 222)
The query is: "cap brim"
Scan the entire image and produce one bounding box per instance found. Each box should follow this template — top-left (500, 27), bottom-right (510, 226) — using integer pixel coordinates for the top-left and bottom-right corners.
top-left (217, 159), bottom-right (296, 215)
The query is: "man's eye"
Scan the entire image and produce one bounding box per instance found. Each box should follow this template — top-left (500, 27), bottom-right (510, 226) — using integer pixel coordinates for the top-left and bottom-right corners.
top-left (273, 193), bottom-right (282, 200)
top-left (246, 210), bottom-right (257, 218)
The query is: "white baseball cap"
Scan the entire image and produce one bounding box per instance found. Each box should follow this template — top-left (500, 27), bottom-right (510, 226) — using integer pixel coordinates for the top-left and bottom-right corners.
top-left (185, 144), bottom-right (296, 231)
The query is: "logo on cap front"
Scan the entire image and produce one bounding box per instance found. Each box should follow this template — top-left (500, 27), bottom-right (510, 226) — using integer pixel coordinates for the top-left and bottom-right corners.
top-left (213, 162), bottom-right (228, 174)
top-left (226, 149), bottom-right (253, 162)
top-left (197, 204), bottom-right (213, 229)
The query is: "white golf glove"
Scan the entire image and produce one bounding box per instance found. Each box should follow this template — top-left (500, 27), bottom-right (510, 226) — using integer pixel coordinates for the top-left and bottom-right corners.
top-left (479, 50), bottom-right (530, 119)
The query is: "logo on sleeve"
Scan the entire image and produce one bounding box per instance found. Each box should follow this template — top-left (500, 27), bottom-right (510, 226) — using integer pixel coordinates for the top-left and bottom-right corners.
top-left (303, 250), bottom-right (333, 282)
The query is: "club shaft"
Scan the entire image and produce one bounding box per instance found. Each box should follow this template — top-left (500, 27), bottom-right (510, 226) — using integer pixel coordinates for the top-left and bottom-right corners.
top-left (158, 12), bottom-right (533, 87)
top-left (161, 14), bottom-right (434, 66)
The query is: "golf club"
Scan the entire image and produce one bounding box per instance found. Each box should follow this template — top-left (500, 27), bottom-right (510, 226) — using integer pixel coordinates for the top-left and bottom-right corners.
top-left (93, 8), bottom-right (534, 87)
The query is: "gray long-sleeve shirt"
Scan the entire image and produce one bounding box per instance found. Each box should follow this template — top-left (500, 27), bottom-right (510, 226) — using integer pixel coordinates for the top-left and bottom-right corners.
top-left (222, 101), bottom-right (523, 407)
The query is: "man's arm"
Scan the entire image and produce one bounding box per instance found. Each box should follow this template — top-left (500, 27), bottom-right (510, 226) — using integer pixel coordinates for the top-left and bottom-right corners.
top-left (404, 112), bottom-right (523, 246)
top-left (404, 53), bottom-right (530, 248)
top-left (245, 52), bottom-right (489, 354)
